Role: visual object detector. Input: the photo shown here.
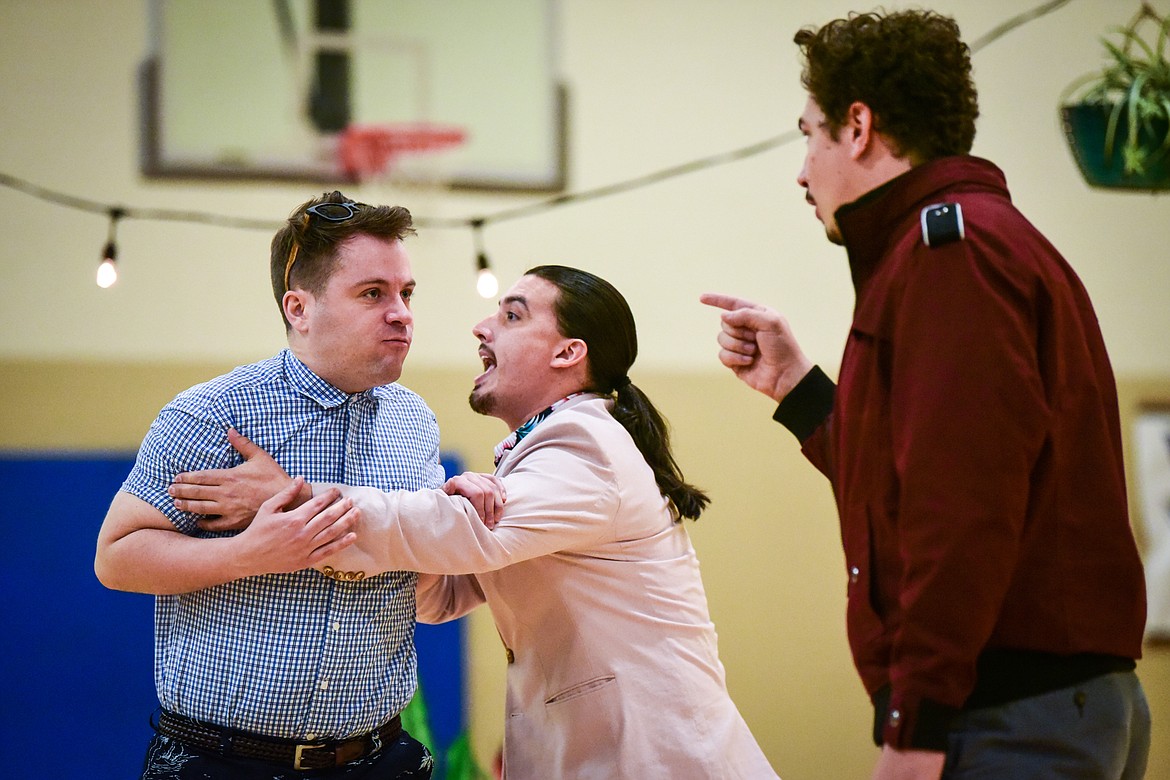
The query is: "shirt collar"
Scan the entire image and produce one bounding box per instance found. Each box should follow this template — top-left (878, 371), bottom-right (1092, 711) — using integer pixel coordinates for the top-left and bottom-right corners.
top-left (280, 349), bottom-right (373, 409)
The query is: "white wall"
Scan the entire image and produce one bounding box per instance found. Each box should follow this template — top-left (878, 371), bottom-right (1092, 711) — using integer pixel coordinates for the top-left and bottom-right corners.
top-left (1, 0), bottom-right (1168, 379)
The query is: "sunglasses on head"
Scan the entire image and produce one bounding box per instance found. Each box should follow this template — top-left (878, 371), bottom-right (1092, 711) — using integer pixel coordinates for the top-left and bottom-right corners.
top-left (306, 202), bottom-right (362, 222)
top-left (283, 201), bottom-right (363, 292)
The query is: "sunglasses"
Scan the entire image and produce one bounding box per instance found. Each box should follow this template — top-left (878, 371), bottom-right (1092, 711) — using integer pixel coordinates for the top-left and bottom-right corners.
top-left (283, 201), bottom-right (363, 292)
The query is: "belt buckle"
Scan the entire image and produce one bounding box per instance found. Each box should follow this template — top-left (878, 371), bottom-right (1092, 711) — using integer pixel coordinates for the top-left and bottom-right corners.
top-left (293, 742), bottom-right (329, 771)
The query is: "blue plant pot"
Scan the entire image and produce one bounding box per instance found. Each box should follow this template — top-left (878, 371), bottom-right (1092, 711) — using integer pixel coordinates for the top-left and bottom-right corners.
top-left (1060, 102), bottom-right (1170, 191)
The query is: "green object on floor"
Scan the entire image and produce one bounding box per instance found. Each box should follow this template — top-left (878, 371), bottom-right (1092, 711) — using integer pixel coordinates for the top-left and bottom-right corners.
top-left (444, 731), bottom-right (490, 780)
top-left (400, 683), bottom-right (490, 779)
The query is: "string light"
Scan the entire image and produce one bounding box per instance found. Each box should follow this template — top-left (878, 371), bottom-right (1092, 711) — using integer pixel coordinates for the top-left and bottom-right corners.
top-left (471, 220), bottom-right (498, 299)
top-left (475, 254), bottom-right (499, 299)
top-left (96, 253), bottom-right (117, 288)
top-left (0, 0), bottom-right (1070, 293)
top-left (97, 207), bottom-right (125, 289)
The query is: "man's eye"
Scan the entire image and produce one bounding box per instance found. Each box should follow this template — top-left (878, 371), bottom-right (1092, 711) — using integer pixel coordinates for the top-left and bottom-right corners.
top-left (363, 289), bottom-right (381, 299)
top-left (402, 288), bottom-right (414, 301)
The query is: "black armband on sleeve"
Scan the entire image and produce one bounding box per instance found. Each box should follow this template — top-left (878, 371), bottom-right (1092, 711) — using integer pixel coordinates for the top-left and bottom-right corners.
top-left (771, 365), bottom-right (835, 442)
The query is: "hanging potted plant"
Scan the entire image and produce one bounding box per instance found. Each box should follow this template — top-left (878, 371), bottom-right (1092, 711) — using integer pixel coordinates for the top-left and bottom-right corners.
top-left (1060, 3), bottom-right (1170, 191)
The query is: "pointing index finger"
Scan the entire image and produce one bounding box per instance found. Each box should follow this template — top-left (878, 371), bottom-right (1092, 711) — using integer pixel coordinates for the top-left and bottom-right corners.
top-left (700, 292), bottom-right (762, 312)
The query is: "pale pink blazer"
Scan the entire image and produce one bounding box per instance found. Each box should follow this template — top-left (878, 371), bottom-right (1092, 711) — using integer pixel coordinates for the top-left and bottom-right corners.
top-left (322, 394), bottom-right (779, 779)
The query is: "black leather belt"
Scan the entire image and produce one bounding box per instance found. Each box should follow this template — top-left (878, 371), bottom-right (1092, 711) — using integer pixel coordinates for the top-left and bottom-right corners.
top-left (156, 709), bottom-right (401, 771)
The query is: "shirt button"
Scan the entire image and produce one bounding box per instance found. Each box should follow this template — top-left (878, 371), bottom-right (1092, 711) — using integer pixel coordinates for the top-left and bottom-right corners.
top-left (506, 648), bottom-right (515, 664)
top-left (849, 566), bottom-right (860, 584)
top-left (319, 679), bottom-right (330, 690)
top-left (332, 622), bottom-right (341, 632)
top-left (888, 709), bottom-right (901, 727)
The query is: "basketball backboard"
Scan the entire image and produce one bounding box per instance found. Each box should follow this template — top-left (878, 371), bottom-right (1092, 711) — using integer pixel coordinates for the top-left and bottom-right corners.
top-left (140, 0), bottom-right (566, 191)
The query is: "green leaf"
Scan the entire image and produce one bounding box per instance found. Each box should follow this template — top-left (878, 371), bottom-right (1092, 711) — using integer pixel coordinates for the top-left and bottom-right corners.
top-left (1074, 7), bottom-right (1170, 177)
top-left (400, 685), bottom-right (436, 757)
top-left (444, 732), bottom-right (492, 780)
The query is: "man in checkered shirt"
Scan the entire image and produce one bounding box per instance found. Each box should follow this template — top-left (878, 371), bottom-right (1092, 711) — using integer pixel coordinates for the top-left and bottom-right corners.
top-left (96, 191), bottom-right (444, 779)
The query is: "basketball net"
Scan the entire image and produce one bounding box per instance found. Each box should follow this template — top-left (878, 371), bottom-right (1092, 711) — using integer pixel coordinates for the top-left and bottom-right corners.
top-left (336, 122), bottom-right (467, 188)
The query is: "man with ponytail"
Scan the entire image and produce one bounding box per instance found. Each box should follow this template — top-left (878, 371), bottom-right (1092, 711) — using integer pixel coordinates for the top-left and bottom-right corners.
top-left (171, 265), bottom-right (779, 778)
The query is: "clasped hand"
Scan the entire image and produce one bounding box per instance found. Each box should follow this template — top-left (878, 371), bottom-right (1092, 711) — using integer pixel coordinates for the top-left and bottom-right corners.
top-left (168, 428), bottom-right (506, 533)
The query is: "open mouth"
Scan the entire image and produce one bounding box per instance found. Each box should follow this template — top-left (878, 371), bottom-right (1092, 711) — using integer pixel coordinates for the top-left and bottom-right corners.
top-left (475, 348), bottom-right (497, 384)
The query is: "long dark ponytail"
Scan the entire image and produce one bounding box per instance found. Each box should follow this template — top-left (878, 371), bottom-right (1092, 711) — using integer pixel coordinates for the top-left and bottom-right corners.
top-left (526, 265), bottom-right (710, 521)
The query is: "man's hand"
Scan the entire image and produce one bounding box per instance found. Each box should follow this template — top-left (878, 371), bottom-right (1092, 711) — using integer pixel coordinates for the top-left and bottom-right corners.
top-left (443, 472), bottom-right (507, 529)
top-left (95, 481), bottom-right (357, 595)
top-left (234, 478), bottom-right (357, 575)
top-left (170, 428), bottom-right (307, 532)
top-left (871, 746), bottom-right (946, 780)
top-left (699, 293), bottom-right (814, 403)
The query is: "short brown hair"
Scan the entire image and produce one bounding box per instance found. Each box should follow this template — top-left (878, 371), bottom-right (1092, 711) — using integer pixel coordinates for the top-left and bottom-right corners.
top-left (269, 191), bottom-right (415, 329)
top-left (795, 10), bottom-right (978, 162)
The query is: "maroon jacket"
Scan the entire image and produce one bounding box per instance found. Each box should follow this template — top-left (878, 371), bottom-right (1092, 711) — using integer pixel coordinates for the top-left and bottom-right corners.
top-left (775, 156), bottom-right (1146, 750)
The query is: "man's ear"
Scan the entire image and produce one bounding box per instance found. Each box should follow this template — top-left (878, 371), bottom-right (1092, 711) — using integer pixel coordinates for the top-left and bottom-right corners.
top-left (283, 290), bottom-right (311, 334)
top-left (551, 338), bottom-right (588, 369)
top-left (844, 101), bottom-right (876, 160)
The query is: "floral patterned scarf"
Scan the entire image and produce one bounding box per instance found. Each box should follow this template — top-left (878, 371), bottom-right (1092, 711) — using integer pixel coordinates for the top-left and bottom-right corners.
top-left (493, 393), bottom-right (583, 467)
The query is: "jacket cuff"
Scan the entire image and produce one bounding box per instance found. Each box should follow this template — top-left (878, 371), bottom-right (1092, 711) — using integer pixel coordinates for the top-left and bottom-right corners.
top-left (871, 686), bottom-right (959, 751)
top-left (771, 365), bottom-right (835, 442)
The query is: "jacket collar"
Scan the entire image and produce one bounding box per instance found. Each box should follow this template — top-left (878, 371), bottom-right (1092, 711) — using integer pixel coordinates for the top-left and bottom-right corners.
top-left (493, 392), bottom-right (585, 466)
top-left (834, 156), bottom-right (1009, 293)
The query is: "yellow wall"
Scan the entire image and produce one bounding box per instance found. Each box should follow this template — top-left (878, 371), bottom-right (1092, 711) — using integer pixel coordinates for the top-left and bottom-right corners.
top-left (2, 1), bottom-right (1170, 377)
top-left (3, 359), bottom-right (1167, 778)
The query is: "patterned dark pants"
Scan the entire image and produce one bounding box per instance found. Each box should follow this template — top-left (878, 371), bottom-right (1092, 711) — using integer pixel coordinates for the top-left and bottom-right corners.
top-left (140, 730), bottom-right (433, 780)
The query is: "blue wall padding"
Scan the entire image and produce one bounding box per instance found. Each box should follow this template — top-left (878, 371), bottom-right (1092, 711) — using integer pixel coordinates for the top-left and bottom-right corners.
top-left (0, 453), bottom-right (466, 779)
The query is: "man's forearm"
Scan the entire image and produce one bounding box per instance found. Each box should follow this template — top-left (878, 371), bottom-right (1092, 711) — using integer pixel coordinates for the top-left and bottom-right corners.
top-left (95, 483), bottom-right (354, 594)
top-left (96, 526), bottom-right (252, 595)
top-left (95, 491), bottom-right (259, 595)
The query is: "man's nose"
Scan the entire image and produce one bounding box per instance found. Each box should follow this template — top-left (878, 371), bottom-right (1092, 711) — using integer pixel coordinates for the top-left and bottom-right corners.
top-left (386, 298), bottom-right (413, 325)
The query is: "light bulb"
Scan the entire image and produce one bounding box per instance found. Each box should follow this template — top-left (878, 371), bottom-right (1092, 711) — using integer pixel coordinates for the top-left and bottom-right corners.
top-left (476, 267), bottom-right (499, 298)
top-left (96, 257), bottom-right (118, 288)
top-left (97, 221), bottom-right (121, 289)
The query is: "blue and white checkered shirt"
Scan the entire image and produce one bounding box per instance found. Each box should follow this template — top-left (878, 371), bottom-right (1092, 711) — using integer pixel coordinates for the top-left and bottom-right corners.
top-left (121, 349), bottom-right (444, 740)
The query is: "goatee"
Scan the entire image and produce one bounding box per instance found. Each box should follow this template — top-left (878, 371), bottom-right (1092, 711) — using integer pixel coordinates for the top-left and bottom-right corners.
top-left (468, 387), bottom-right (493, 416)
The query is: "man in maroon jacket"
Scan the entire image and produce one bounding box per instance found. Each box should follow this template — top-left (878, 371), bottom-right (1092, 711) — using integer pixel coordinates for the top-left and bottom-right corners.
top-left (704, 9), bottom-right (1150, 780)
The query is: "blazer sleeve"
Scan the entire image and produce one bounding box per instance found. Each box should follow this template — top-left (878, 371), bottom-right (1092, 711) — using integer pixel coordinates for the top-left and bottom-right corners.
top-left (313, 417), bottom-right (621, 577)
top-left (415, 573), bottom-right (486, 624)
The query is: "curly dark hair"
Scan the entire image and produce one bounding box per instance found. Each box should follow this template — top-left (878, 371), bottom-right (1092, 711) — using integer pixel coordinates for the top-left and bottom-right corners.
top-left (794, 9), bottom-right (978, 162)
